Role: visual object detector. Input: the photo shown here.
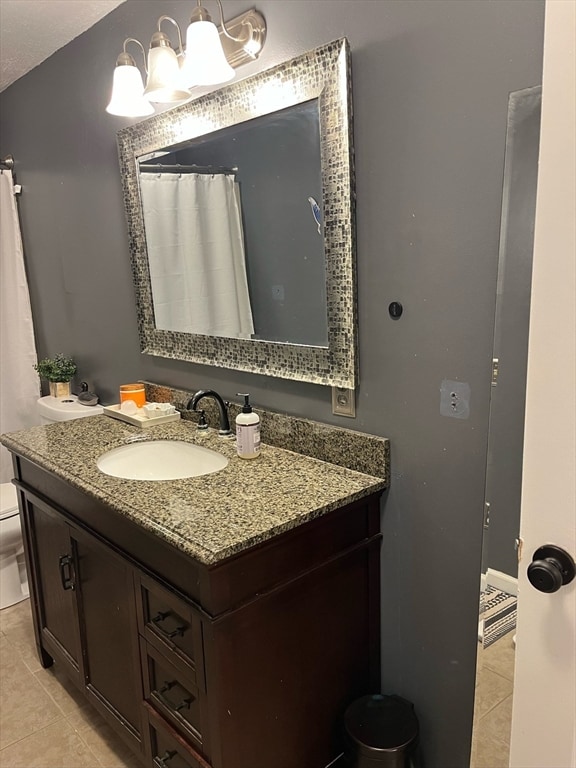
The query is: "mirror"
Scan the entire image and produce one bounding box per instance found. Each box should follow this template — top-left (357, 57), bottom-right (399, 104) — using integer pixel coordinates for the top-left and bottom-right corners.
top-left (471, 85), bottom-right (541, 767)
top-left (137, 100), bottom-right (327, 347)
top-left (117, 38), bottom-right (357, 388)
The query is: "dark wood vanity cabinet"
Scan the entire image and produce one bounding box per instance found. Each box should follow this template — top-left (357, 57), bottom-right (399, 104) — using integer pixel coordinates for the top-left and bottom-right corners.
top-left (13, 455), bottom-right (382, 768)
top-left (24, 496), bottom-right (83, 678)
top-left (23, 492), bottom-right (145, 756)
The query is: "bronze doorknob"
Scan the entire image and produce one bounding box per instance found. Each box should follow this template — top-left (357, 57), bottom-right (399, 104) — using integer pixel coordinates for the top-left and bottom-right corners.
top-left (527, 545), bottom-right (576, 593)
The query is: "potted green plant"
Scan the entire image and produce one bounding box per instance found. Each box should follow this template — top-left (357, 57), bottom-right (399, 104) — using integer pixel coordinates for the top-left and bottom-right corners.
top-left (34, 354), bottom-right (77, 398)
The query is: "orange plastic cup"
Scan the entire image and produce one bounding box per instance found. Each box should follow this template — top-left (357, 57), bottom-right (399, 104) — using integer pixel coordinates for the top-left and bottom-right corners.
top-left (119, 384), bottom-right (146, 408)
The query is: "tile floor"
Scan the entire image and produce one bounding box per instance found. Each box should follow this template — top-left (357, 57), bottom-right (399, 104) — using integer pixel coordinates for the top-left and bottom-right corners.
top-left (1, 597), bottom-right (515, 768)
top-left (0, 598), bottom-right (139, 768)
top-left (470, 633), bottom-right (515, 768)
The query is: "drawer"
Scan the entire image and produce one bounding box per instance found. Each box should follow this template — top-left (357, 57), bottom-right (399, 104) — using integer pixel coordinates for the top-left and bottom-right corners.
top-left (146, 705), bottom-right (211, 768)
top-left (137, 575), bottom-right (205, 689)
top-left (141, 639), bottom-right (204, 750)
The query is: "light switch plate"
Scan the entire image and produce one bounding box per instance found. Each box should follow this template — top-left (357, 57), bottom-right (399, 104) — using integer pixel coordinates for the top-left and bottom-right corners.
top-left (332, 387), bottom-right (356, 418)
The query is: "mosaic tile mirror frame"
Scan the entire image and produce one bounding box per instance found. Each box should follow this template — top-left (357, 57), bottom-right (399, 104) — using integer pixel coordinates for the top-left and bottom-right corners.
top-left (117, 38), bottom-right (357, 388)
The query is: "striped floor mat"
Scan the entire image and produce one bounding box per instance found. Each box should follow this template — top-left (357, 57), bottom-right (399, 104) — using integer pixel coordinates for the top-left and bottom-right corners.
top-left (480, 586), bottom-right (517, 648)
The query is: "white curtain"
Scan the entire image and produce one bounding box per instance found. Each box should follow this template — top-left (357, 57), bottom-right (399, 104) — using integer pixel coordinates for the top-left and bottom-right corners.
top-left (139, 172), bottom-right (254, 339)
top-left (0, 169), bottom-right (39, 482)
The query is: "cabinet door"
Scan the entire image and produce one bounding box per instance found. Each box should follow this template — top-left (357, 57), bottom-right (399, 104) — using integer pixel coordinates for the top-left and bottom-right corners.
top-left (74, 527), bottom-right (144, 753)
top-left (25, 496), bottom-right (82, 683)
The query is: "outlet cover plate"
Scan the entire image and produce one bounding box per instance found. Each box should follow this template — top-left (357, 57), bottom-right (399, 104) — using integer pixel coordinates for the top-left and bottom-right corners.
top-left (332, 387), bottom-right (356, 418)
top-left (440, 379), bottom-right (471, 419)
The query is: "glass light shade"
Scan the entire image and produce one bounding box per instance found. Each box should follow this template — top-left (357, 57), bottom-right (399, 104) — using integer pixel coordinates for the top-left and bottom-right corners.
top-left (180, 20), bottom-right (234, 87)
top-left (144, 45), bottom-right (191, 103)
top-left (106, 65), bottom-right (154, 117)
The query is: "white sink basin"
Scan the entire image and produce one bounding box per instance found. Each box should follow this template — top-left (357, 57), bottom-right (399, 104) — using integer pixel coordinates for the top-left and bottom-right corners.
top-left (97, 440), bottom-right (228, 481)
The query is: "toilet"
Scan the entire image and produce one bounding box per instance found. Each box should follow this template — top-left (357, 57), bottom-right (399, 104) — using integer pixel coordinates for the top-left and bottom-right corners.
top-left (37, 393), bottom-right (104, 424)
top-left (0, 394), bottom-right (104, 609)
top-left (0, 483), bottom-right (28, 609)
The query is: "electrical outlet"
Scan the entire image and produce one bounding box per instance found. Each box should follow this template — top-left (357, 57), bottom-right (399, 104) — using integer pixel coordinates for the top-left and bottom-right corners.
top-left (332, 387), bottom-right (356, 417)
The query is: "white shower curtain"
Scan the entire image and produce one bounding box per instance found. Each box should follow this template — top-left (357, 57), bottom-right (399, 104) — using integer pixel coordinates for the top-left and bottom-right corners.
top-left (0, 169), bottom-right (39, 483)
top-left (139, 172), bottom-right (254, 338)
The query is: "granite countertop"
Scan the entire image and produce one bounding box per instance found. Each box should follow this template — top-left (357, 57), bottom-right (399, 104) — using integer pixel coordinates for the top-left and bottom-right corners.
top-left (1, 416), bottom-right (386, 566)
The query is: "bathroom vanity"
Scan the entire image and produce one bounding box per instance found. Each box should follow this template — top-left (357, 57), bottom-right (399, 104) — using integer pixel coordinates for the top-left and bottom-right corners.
top-left (2, 416), bottom-right (387, 768)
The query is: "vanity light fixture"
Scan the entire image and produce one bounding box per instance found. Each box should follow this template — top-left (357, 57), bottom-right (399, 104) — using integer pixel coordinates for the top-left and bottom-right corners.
top-left (143, 17), bottom-right (191, 103)
top-left (106, 39), bottom-right (154, 117)
top-left (180, 3), bottom-right (234, 87)
top-left (106, 1), bottom-right (267, 117)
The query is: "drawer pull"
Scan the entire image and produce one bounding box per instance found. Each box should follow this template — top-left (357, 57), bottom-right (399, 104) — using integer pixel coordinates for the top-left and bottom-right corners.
top-left (153, 750), bottom-right (177, 768)
top-left (175, 696), bottom-right (194, 712)
top-left (153, 681), bottom-right (196, 715)
top-left (58, 555), bottom-right (75, 591)
top-left (152, 611), bottom-right (187, 640)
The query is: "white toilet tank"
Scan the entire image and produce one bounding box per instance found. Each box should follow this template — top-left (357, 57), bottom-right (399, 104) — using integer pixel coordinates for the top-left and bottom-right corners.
top-left (37, 395), bottom-right (104, 423)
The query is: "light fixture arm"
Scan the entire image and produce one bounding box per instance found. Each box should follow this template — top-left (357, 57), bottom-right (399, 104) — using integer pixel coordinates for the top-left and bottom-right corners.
top-left (153, 16), bottom-right (185, 57)
top-left (188, 0), bottom-right (244, 43)
top-left (214, 0), bottom-right (247, 43)
top-left (120, 38), bottom-right (148, 74)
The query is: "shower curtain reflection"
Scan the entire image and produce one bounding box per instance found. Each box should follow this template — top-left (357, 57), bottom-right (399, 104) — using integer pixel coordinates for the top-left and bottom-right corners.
top-left (139, 172), bottom-right (254, 339)
top-left (0, 167), bottom-right (39, 482)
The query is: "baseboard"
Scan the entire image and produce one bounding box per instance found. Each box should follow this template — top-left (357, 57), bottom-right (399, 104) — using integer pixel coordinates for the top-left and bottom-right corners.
top-left (486, 567), bottom-right (518, 596)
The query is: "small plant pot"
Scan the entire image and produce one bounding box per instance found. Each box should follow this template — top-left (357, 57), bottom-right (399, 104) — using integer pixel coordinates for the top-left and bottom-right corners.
top-left (49, 381), bottom-right (72, 399)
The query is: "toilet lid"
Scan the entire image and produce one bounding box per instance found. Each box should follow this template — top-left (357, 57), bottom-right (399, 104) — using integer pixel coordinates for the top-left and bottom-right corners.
top-left (0, 483), bottom-right (19, 520)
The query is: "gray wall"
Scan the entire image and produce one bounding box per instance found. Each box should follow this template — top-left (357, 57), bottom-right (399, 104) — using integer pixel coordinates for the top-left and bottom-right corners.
top-left (0, 1), bottom-right (544, 765)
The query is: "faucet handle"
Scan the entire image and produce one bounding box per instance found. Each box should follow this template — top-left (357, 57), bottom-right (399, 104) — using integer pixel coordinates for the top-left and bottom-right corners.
top-left (197, 410), bottom-right (208, 430)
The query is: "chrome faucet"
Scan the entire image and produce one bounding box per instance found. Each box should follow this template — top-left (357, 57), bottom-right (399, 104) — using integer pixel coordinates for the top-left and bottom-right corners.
top-left (186, 390), bottom-right (231, 435)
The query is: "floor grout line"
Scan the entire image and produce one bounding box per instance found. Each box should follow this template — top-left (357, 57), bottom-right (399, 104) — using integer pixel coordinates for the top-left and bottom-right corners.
top-left (0, 599), bottom-right (136, 768)
top-left (470, 632), bottom-right (515, 768)
top-left (0, 713), bottom-right (67, 752)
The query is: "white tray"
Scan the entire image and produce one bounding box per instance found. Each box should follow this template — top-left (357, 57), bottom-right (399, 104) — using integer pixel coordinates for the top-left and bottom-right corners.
top-left (103, 404), bottom-right (181, 428)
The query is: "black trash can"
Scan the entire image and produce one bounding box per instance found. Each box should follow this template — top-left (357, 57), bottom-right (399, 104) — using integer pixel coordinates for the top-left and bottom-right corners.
top-left (343, 694), bottom-right (419, 768)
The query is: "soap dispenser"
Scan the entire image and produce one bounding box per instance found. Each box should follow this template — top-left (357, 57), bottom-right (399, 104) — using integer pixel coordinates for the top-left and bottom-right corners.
top-left (235, 393), bottom-right (261, 459)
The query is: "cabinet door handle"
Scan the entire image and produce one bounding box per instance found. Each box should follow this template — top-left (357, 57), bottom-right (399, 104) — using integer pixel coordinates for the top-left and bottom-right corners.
top-left (152, 612), bottom-right (187, 640)
top-left (153, 750), bottom-right (177, 768)
top-left (58, 555), bottom-right (75, 591)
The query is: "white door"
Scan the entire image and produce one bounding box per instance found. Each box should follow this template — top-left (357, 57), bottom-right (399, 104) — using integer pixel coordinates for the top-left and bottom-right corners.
top-left (509, 1), bottom-right (576, 766)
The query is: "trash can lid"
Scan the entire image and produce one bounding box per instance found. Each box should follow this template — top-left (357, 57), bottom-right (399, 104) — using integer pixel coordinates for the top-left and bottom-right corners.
top-left (344, 694), bottom-right (419, 753)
